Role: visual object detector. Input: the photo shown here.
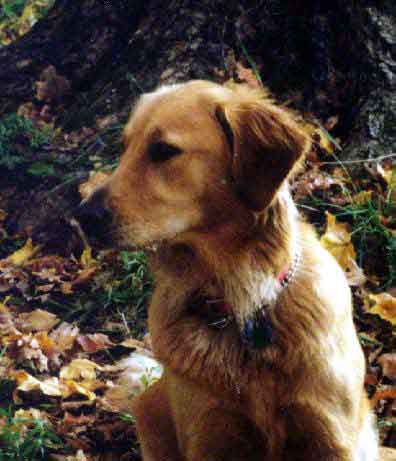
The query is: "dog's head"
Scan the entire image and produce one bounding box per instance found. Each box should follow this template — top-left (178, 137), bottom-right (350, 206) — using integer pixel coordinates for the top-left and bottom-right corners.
top-left (76, 81), bottom-right (309, 252)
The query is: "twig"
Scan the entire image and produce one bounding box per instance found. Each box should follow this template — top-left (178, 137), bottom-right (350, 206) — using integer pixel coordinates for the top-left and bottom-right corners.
top-left (69, 217), bottom-right (90, 249)
top-left (120, 311), bottom-right (131, 335)
top-left (321, 153), bottom-right (396, 165)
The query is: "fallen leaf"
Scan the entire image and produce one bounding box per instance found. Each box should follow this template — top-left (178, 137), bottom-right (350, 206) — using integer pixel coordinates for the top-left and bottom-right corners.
top-left (62, 380), bottom-right (96, 401)
top-left (293, 166), bottom-right (343, 201)
top-left (52, 450), bottom-right (88, 461)
top-left (303, 122), bottom-right (337, 155)
top-left (40, 377), bottom-right (64, 396)
top-left (35, 65), bottom-right (71, 103)
top-left (12, 371), bottom-right (62, 397)
top-left (352, 190), bottom-right (373, 206)
top-left (79, 171), bottom-right (111, 200)
top-left (121, 338), bottom-right (147, 350)
top-left (80, 247), bottom-right (95, 269)
top-left (62, 412), bottom-right (95, 428)
top-left (17, 309), bottom-right (59, 332)
top-left (72, 267), bottom-right (97, 287)
top-left (345, 258), bottom-right (367, 287)
top-left (77, 333), bottom-right (114, 353)
top-left (320, 212), bottom-right (357, 272)
top-left (3, 238), bottom-right (41, 266)
top-left (61, 282), bottom-right (74, 294)
top-left (366, 293), bottom-right (396, 325)
top-left (324, 115), bottom-right (339, 131)
top-left (50, 322), bottom-right (79, 353)
top-left (14, 407), bottom-right (50, 423)
top-left (378, 354), bottom-right (396, 381)
top-left (235, 62), bottom-right (261, 89)
top-left (371, 386), bottom-right (396, 407)
top-left (60, 359), bottom-right (102, 381)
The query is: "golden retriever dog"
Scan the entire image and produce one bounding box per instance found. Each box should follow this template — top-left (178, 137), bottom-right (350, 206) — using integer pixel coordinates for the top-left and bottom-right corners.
top-left (76, 81), bottom-right (378, 460)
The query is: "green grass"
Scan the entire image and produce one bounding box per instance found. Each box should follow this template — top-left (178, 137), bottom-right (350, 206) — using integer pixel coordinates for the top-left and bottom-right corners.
top-left (40, 250), bottom-right (153, 337)
top-left (298, 182), bottom-right (396, 288)
top-left (336, 197), bottom-right (396, 287)
top-left (0, 113), bottom-right (53, 172)
top-left (0, 407), bottom-right (62, 461)
top-left (0, 0), bottom-right (26, 20)
top-left (0, 0), bottom-right (55, 26)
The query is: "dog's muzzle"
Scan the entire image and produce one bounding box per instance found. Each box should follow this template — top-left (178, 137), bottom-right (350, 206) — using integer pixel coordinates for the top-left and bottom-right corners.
top-left (73, 188), bottom-right (113, 245)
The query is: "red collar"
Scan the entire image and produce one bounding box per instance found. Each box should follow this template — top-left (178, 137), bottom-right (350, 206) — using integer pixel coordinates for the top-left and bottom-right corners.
top-left (190, 251), bottom-right (301, 329)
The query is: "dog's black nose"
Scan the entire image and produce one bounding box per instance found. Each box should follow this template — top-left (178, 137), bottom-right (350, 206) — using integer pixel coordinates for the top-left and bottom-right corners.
top-left (73, 188), bottom-right (113, 243)
top-left (241, 310), bottom-right (274, 349)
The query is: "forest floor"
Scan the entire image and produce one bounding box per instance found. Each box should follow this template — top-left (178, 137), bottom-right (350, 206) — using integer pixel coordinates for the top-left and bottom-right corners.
top-left (1, 2), bottom-right (396, 460)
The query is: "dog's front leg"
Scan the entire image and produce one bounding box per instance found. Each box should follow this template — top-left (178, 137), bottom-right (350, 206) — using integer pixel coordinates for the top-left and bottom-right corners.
top-left (131, 379), bottom-right (182, 461)
top-left (285, 403), bottom-right (358, 461)
top-left (184, 407), bottom-right (266, 461)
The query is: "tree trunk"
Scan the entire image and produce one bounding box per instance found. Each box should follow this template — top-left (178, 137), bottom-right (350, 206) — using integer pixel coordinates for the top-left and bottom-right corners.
top-left (1, 0), bottom-right (394, 160)
top-left (338, 1), bottom-right (396, 160)
top-left (0, 0), bottom-right (147, 115)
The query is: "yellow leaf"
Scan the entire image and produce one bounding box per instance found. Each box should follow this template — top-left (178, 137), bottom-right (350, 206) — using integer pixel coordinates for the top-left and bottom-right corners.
top-left (39, 377), bottom-right (63, 397)
top-left (0, 296), bottom-right (11, 313)
top-left (80, 246), bottom-right (95, 268)
top-left (353, 190), bottom-right (373, 206)
top-left (5, 239), bottom-right (41, 266)
top-left (18, 309), bottom-right (59, 332)
top-left (12, 370), bottom-right (41, 391)
top-left (14, 408), bottom-right (49, 422)
top-left (302, 122), bottom-right (336, 155)
top-left (62, 380), bottom-right (96, 401)
top-left (366, 293), bottom-right (396, 325)
top-left (320, 212), bottom-right (357, 271)
top-left (12, 371), bottom-right (63, 396)
top-left (60, 358), bottom-right (102, 381)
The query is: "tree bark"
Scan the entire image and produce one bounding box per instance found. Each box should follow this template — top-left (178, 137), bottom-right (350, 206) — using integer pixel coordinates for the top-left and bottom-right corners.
top-left (338, 1), bottom-right (396, 160)
top-left (2, 0), bottom-right (394, 160)
top-left (0, 0), bottom-right (147, 115)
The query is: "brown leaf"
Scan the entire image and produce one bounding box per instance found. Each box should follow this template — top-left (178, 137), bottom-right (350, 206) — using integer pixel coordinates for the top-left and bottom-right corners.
top-left (235, 62), bottom-right (261, 89)
top-left (35, 65), bottom-right (71, 103)
top-left (293, 167), bottom-right (343, 201)
top-left (63, 412), bottom-right (96, 427)
top-left (345, 258), bottom-right (367, 287)
top-left (77, 333), bottom-right (114, 353)
top-left (323, 115), bottom-right (339, 131)
top-left (371, 386), bottom-right (396, 407)
top-left (49, 322), bottom-right (79, 353)
top-left (79, 172), bottom-right (111, 200)
top-left (378, 354), bottom-right (396, 381)
top-left (72, 267), bottom-right (97, 287)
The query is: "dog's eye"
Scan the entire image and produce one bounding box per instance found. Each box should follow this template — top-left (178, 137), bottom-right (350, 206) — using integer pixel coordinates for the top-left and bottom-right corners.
top-left (149, 142), bottom-right (182, 163)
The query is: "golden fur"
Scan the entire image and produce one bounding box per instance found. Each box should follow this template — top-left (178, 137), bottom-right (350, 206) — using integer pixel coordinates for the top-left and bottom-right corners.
top-left (87, 81), bottom-right (378, 460)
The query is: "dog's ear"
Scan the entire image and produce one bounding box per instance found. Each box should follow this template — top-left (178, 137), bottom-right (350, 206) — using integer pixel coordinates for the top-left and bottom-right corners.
top-left (215, 86), bottom-right (310, 211)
